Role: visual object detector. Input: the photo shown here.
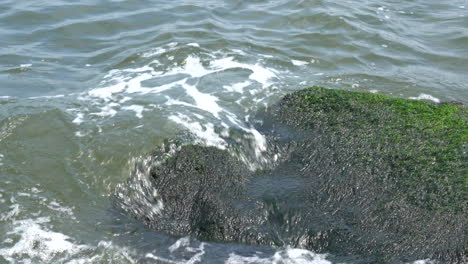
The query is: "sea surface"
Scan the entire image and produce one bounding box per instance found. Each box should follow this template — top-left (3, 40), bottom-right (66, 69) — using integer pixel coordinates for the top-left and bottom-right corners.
top-left (0, 0), bottom-right (467, 263)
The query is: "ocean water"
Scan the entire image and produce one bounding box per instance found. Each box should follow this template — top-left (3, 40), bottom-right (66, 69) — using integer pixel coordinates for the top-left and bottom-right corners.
top-left (0, 0), bottom-right (467, 263)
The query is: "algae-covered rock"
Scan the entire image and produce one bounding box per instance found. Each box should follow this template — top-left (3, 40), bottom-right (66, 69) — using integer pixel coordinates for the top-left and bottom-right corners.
top-left (276, 86), bottom-right (467, 212)
top-left (267, 86), bottom-right (467, 262)
top-left (116, 87), bottom-right (467, 263)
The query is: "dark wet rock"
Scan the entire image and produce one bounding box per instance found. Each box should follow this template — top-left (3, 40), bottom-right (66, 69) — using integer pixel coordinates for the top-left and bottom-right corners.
top-left (117, 87), bottom-right (467, 263)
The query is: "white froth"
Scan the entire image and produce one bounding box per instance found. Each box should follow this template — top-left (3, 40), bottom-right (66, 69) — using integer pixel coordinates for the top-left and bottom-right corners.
top-left (46, 200), bottom-right (75, 218)
top-left (223, 81), bottom-right (251, 93)
top-left (0, 217), bottom-right (88, 263)
top-left (167, 237), bottom-right (206, 264)
top-left (409, 93), bottom-right (440, 103)
top-left (291, 59), bottom-right (309, 66)
top-left (167, 56), bottom-right (214, 78)
top-left (226, 247), bottom-right (331, 264)
top-left (28, 94), bottom-right (65, 99)
top-left (232, 49), bottom-right (247, 55)
top-left (169, 114), bottom-right (227, 149)
top-left (407, 260), bottom-right (435, 264)
top-left (75, 131), bottom-right (88, 137)
top-left (119, 96), bottom-right (132, 103)
top-left (20, 64), bottom-right (32, 68)
top-left (72, 113), bottom-right (84, 125)
top-left (90, 103), bottom-right (118, 117)
top-left (74, 51), bottom-right (277, 166)
top-left (142, 47), bottom-right (167, 58)
top-left (0, 204), bottom-right (20, 221)
top-left (187, 43), bottom-right (200, 47)
top-left (88, 82), bottom-right (127, 101)
top-left (182, 83), bottom-right (223, 118)
top-left (210, 57), bottom-right (277, 87)
top-left (128, 78), bottom-right (187, 94)
top-left (122, 105), bottom-right (145, 118)
top-left (168, 237), bottom-right (190, 253)
top-left (81, 53), bottom-right (277, 125)
top-left (244, 127), bottom-right (267, 159)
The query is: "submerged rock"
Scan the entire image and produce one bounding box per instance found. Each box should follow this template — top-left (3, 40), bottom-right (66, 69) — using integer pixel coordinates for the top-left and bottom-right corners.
top-left (116, 87), bottom-right (467, 263)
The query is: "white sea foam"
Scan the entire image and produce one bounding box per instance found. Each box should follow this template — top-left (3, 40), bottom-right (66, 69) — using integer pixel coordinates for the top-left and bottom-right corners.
top-left (46, 200), bottom-right (75, 218)
top-left (183, 83), bottom-right (223, 118)
top-left (0, 204), bottom-right (20, 221)
top-left (72, 113), bottom-right (84, 125)
top-left (122, 105), bottom-right (144, 118)
top-left (291, 59), bottom-right (309, 66)
top-left (409, 93), bottom-right (440, 103)
top-left (226, 247), bottom-right (331, 264)
top-left (68, 48), bottom-right (281, 170)
top-left (223, 81), bottom-right (252, 93)
top-left (169, 113), bottom-right (227, 149)
top-left (210, 57), bottom-right (277, 87)
top-left (63, 240), bottom-right (138, 264)
top-left (0, 217), bottom-right (89, 263)
top-left (146, 237), bottom-right (206, 264)
top-left (28, 94), bottom-right (65, 99)
top-left (407, 260), bottom-right (435, 264)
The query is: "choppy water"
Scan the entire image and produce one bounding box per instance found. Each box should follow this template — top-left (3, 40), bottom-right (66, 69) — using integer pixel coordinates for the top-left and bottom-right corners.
top-left (0, 0), bottom-right (467, 263)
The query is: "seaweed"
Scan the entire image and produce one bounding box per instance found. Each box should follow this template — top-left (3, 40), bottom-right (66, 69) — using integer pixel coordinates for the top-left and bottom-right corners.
top-left (276, 86), bottom-right (467, 212)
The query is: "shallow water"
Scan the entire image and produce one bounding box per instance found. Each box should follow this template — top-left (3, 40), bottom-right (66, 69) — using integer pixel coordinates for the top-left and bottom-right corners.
top-left (0, 0), bottom-right (466, 263)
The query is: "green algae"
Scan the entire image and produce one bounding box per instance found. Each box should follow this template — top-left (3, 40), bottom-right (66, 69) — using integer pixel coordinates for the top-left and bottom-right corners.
top-left (276, 86), bottom-right (467, 212)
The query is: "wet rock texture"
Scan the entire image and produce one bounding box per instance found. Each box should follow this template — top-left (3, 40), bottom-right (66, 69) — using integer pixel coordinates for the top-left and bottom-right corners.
top-left (123, 87), bottom-right (467, 263)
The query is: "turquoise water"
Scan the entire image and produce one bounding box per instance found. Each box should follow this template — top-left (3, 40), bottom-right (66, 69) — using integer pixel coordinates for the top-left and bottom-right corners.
top-left (0, 0), bottom-right (467, 263)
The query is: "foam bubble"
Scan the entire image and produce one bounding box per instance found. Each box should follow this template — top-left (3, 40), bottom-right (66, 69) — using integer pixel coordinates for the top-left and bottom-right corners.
top-left (169, 113), bottom-right (227, 149)
top-left (210, 57), bottom-right (277, 87)
top-left (0, 217), bottom-right (88, 263)
top-left (223, 81), bottom-right (252, 93)
top-left (407, 260), bottom-right (435, 264)
top-left (72, 113), bottom-right (84, 125)
top-left (164, 237), bottom-right (206, 264)
top-left (28, 94), bottom-right (65, 99)
top-left (226, 247), bottom-right (331, 264)
top-left (291, 60), bottom-right (309, 66)
top-left (181, 83), bottom-right (223, 118)
top-left (122, 105), bottom-right (144, 119)
top-left (88, 82), bottom-right (127, 101)
top-left (167, 56), bottom-right (214, 78)
top-left (0, 204), bottom-right (20, 221)
top-left (409, 93), bottom-right (440, 103)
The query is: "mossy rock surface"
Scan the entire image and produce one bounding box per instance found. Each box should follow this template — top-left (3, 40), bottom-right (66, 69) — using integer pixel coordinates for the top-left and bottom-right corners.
top-left (275, 86), bottom-right (467, 212)
top-left (117, 86), bottom-right (467, 263)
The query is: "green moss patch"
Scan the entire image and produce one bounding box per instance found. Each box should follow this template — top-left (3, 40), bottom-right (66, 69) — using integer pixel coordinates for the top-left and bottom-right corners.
top-left (276, 86), bottom-right (467, 211)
